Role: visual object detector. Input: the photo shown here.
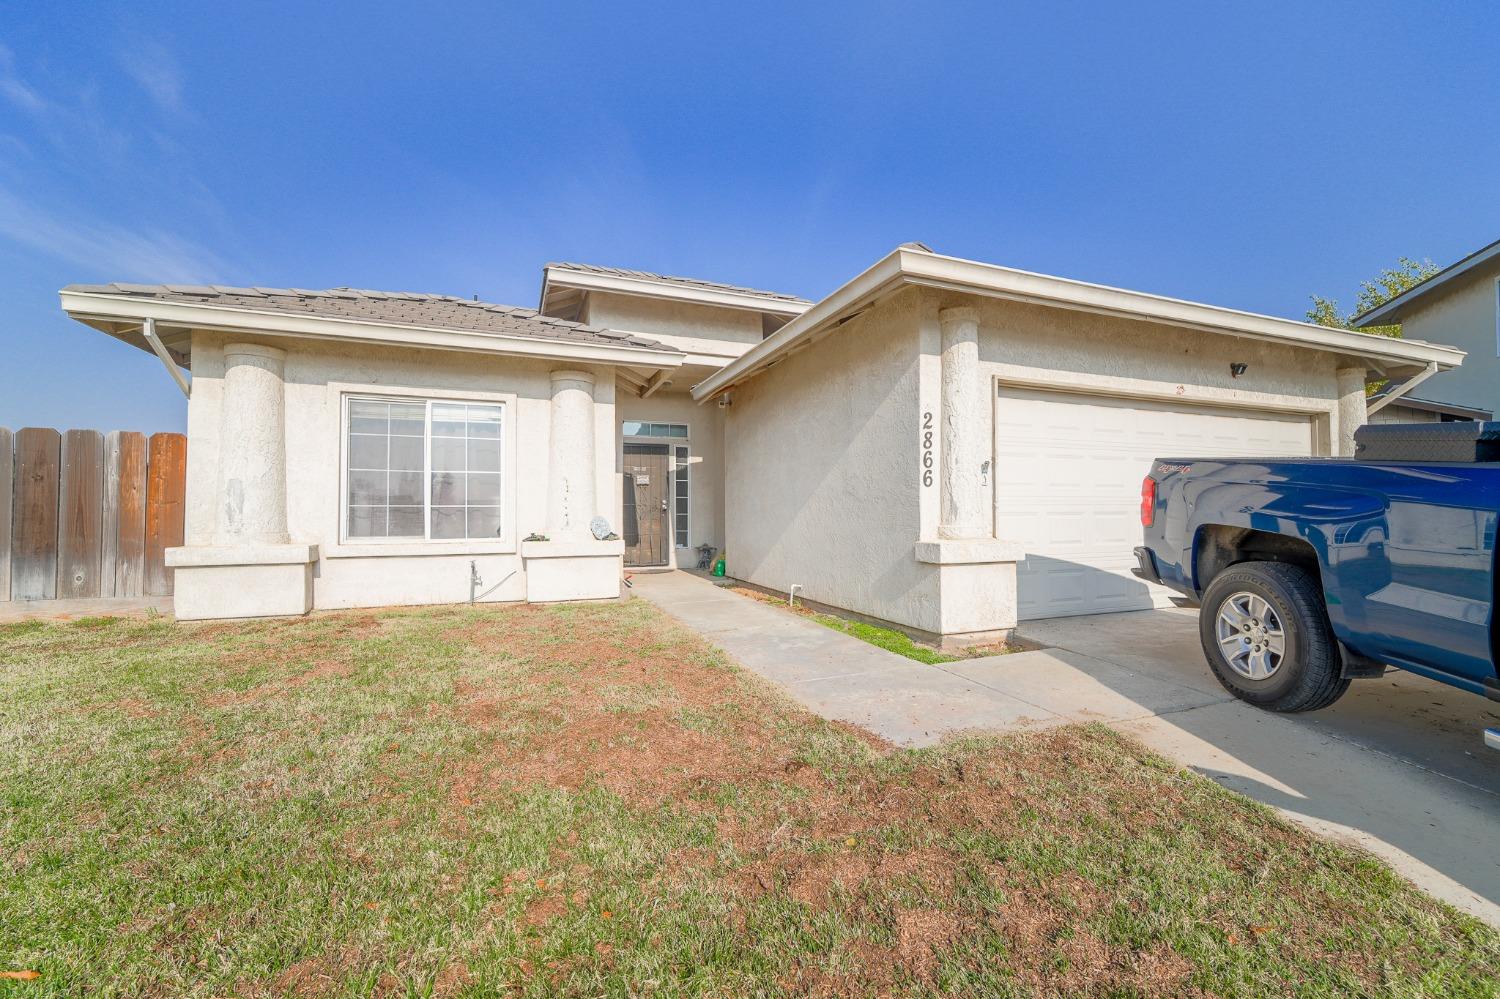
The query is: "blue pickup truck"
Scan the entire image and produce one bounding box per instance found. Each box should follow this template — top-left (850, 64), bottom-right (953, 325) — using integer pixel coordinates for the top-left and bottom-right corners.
top-left (1134, 422), bottom-right (1499, 749)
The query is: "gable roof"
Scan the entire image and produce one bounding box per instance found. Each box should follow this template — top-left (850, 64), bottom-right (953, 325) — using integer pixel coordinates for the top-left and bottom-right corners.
top-left (546, 263), bottom-right (811, 305)
top-left (60, 283), bottom-right (682, 368)
top-left (541, 262), bottom-right (811, 318)
top-left (1353, 237), bottom-right (1500, 328)
top-left (693, 245), bottom-right (1467, 401)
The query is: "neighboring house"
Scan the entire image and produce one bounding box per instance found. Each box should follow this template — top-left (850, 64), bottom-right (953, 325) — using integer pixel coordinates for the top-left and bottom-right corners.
top-left (60, 245), bottom-right (1461, 639)
top-left (1354, 237), bottom-right (1500, 421)
top-left (1367, 390), bottom-right (1491, 425)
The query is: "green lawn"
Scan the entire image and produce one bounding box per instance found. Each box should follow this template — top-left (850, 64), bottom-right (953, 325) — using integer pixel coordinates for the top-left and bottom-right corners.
top-left (1, 601), bottom-right (1496, 997)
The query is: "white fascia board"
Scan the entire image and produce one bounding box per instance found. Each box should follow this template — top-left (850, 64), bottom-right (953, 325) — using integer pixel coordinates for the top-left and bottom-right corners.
top-left (692, 248), bottom-right (1464, 401)
top-left (692, 249), bottom-right (908, 400)
top-left (542, 266), bottom-right (810, 317)
top-left (59, 290), bottom-right (684, 370)
top-left (898, 251), bottom-right (1465, 369)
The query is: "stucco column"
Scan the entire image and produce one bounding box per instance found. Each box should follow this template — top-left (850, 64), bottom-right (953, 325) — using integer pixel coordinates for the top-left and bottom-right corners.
top-left (938, 306), bottom-right (987, 539)
top-left (546, 369), bottom-right (597, 539)
top-left (213, 343), bottom-right (289, 545)
top-left (1336, 365), bottom-right (1368, 457)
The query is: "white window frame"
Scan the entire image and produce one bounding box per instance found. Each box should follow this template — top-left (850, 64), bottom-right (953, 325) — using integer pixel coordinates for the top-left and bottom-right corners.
top-left (332, 387), bottom-right (517, 556)
top-left (622, 421), bottom-right (690, 550)
top-left (673, 443), bottom-right (690, 549)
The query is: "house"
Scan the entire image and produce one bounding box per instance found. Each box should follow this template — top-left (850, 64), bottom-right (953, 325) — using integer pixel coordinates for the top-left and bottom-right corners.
top-left (1354, 237), bottom-right (1499, 423)
top-left (59, 245), bottom-right (1463, 639)
top-left (1366, 390), bottom-right (1491, 425)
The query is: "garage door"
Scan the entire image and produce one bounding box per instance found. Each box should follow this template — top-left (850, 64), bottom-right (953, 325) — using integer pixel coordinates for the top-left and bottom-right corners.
top-left (996, 387), bottom-right (1315, 621)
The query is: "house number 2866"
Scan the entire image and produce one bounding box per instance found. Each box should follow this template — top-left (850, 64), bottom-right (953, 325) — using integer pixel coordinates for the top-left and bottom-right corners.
top-left (921, 411), bottom-right (934, 487)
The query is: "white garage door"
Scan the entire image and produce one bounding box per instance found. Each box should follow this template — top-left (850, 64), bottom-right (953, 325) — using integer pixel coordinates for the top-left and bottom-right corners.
top-left (996, 387), bottom-right (1315, 621)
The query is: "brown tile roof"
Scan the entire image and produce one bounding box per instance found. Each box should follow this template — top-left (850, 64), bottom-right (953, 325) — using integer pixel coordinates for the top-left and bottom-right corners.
top-left (545, 262), bottom-right (811, 305)
top-left (62, 283), bottom-right (676, 352)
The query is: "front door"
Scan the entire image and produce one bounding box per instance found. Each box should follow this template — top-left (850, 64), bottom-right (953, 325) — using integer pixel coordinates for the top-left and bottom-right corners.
top-left (623, 443), bottom-right (671, 566)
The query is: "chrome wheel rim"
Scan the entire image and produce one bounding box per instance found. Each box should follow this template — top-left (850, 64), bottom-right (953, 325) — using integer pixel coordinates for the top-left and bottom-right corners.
top-left (1214, 591), bottom-right (1286, 681)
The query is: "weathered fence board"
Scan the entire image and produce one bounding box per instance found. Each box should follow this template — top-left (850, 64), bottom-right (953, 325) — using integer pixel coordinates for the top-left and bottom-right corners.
top-left (144, 433), bottom-right (186, 597)
top-left (12, 428), bottom-right (61, 600)
top-left (110, 431), bottom-right (149, 598)
top-left (101, 432), bottom-right (121, 598)
top-left (58, 429), bottom-right (105, 598)
top-left (3, 427), bottom-right (183, 603)
top-left (0, 429), bottom-right (11, 602)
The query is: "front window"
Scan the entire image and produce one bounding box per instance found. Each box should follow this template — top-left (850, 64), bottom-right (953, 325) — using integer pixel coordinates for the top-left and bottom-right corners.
top-left (345, 396), bottom-right (504, 541)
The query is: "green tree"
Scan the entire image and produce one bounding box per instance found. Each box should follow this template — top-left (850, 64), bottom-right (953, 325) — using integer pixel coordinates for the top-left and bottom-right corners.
top-left (1305, 256), bottom-right (1440, 338)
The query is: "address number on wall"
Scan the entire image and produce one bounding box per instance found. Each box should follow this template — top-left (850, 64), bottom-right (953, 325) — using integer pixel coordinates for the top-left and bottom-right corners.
top-left (921, 411), bottom-right (934, 487)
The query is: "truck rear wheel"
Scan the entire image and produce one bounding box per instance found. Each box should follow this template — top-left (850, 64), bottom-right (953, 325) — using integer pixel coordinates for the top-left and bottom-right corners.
top-left (1198, 562), bottom-right (1349, 712)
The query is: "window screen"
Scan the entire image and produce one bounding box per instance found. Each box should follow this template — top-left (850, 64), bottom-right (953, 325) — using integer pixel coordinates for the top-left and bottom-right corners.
top-left (346, 397), bottom-right (504, 541)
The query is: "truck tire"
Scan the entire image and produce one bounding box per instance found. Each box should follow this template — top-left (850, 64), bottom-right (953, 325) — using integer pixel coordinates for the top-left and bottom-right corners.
top-left (1198, 561), bottom-right (1349, 712)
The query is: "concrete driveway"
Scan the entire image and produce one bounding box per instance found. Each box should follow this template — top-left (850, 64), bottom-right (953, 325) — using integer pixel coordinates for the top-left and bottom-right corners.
top-left (1019, 609), bottom-right (1500, 929)
top-left (634, 571), bottom-right (1500, 926)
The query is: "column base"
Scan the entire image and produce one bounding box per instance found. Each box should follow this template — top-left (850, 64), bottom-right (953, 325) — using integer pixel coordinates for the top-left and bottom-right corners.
top-left (914, 539), bottom-right (1023, 640)
top-left (165, 544), bottom-right (318, 620)
top-left (521, 539), bottom-right (624, 602)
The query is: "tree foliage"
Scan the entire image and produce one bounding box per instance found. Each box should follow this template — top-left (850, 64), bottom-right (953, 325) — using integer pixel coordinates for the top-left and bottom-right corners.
top-left (1306, 257), bottom-right (1440, 338)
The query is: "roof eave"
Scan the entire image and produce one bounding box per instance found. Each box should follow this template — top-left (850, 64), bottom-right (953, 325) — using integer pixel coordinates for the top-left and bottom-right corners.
top-left (692, 248), bottom-right (1466, 401)
top-left (1353, 237), bottom-right (1500, 328)
top-left (1370, 393), bottom-right (1493, 421)
top-left (542, 265), bottom-right (810, 317)
top-left (59, 290), bottom-right (684, 369)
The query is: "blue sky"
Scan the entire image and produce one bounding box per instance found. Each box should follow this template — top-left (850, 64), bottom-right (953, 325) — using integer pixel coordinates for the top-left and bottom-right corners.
top-left (2, 2), bottom-right (1497, 432)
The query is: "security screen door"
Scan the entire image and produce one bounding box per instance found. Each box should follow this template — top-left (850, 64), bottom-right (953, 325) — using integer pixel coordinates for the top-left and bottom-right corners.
top-left (623, 443), bottom-right (671, 566)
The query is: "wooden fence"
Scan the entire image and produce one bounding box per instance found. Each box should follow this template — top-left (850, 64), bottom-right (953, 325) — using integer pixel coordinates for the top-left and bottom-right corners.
top-left (0, 428), bottom-right (186, 601)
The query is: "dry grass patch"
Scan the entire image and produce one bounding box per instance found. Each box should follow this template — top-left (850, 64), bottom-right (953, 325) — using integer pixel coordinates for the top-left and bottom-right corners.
top-left (1, 599), bottom-right (1495, 997)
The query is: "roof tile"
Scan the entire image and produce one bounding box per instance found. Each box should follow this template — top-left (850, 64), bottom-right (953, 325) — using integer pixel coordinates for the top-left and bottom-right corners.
top-left (62, 282), bottom-right (676, 355)
top-left (546, 262), bottom-right (810, 305)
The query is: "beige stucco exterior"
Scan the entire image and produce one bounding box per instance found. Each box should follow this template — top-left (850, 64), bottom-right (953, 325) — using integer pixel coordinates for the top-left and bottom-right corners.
top-left (65, 245), bottom-right (1462, 630)
top-left (615, 388), bottom-right (725, 565)
top-left (725, 288), bottom-right (937, 634)
top-left (721, 285), bottom-right (1372, 641)
top-left (971, 296), bottom-right (1350, 460)
top-left (577, 291), bottom-right (756, 569)
top-left (584, 291), bottom-right (763, 371)
top-left (1392, 270), bottom-right (1498, 416)
top-left (179, 332), bottom-right (622, 616)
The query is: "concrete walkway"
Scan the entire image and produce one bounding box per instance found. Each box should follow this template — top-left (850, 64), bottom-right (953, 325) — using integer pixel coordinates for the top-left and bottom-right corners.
top-left (632, 571), bottom-right (1142, 745)
top-left (632, 571), bottom-right (1500, 927)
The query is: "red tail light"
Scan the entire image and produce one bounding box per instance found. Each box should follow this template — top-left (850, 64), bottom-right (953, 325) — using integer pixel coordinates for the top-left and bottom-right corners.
top-left (1140, 476), bottom-right (1157, 527)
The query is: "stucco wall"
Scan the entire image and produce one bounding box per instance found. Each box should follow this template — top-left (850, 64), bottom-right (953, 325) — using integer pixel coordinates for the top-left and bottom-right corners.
top-left (973, 297), bottom-right (1347, 477)
top-left (186, 332), bottom-right (616, 610)
top-left (584, 291), bottom-right (764, 360)
top-left (723, 288), bottom-right (940, 632)
top-left (1397, 272), bottom-right (1498, 415)
top-left (615, 388), bottom-right (724, 559)
top-left (721, 286), bottom-right (1357, 636)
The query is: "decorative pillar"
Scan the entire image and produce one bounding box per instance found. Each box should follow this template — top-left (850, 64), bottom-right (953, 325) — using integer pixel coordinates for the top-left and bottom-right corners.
top-left (523, 367), bottom-right (622, 602)
top-left (214, 343), bottom-right (289, 545)
top-left (913, 302), bottom-right (1021, 648)
top-left (938, 306), bottom-right (987, 539)
top-left (166, 339), bottom-right (316, 620)
top-left (546, 369), bottom-right (597, 540)
top-left (1336, 366), bottom-right (1368, 457)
